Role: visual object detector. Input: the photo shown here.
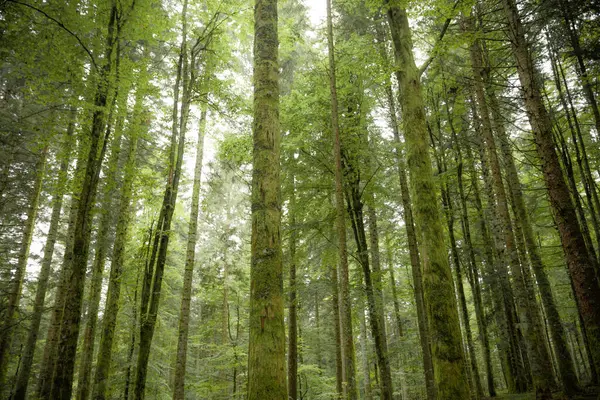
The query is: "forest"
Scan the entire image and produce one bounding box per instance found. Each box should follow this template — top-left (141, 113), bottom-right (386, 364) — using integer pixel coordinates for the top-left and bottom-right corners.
top-left (0, 0), bottom-right (600, 399)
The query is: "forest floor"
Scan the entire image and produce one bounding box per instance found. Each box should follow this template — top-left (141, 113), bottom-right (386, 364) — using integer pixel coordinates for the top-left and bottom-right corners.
top-left (492, 388), bottom-right (600, 400)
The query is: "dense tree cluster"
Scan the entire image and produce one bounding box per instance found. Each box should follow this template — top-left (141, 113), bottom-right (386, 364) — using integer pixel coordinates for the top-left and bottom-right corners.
top-left (0, 0), bottom-right (599, 399)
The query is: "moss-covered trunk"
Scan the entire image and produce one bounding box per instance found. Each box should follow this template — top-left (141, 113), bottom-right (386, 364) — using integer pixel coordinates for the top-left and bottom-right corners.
top-left (247, 0), bottom-right (287, 398)
top-left (385, 4), bottom-right (470, 399)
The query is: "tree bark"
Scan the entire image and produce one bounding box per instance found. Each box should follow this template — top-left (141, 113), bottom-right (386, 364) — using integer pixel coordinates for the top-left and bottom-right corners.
top-left (92, 72), bottom-right (146, 400)
top-left (502, 0), bottom-right (600, 380)
top-left (492, 90), bottom-right (579, 394)
top-left (384, 70), bottom-right (435, 400)
top-left (172, 108), bottom-right (206, 400)
top-left (76, 110), bottom-right (125, 400)
top-left (12, 110), bottom-right (76, 400)
top-left (247, 0), bottom-right (287, 398)
top-left (135, 2), bottom-right (190, 397)
top-left (325, 0), bottom-right (357, 398)
top-left (288, 173), bottom-right (298, 400)
top-left (0, 142), bottom-right (48, 384)
top-left (386, 4), bottom-right (470, 398)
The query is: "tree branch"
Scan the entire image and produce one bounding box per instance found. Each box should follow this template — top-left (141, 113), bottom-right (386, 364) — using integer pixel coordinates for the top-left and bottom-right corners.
top-left (7, 0), bottom-right (99, 71)
top-left (417, 0), bottom-right (460, 77)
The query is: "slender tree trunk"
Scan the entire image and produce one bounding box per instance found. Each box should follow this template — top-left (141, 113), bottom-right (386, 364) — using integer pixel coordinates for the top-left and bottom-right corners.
top-left (326, 0), bottom-right (357, 397)
top-left (435, 88), bottom-right (484, 399)
top-left (288, 173), bottom-right (298, 400)
top-left (247, 0), bottom-right (286, 397)
top-left (331, 257), bottom-right (344, 398)
top-left (172, 108), bottom-right (206, 400)
top-left (77, 111), bottom-right (125, 400)
top-left (12, 110), bottom-right (76, 400)
top-left (0, 142), bottom-right (48, 384)
top-left (386, 4), bottom-right (470, 398)
top-left (551, 45), bottom-right (600, 261)
top-left (92, 70), bottom-right (146, 400)
top-left (502, 0), bottom-right (600, 379)
top-left (469, 95), bottom-right (528, 393)
top-left (48, 3), bottom-right (120, 397)
top-left (135, 3), bottom-right (190, 397)
top-left (491, 91), bottom-right (579, 394)
top-left (359, 305), bottom-right (373, 400)
top-left (36, 133), bottom-right (88, 399)
top-left (558, 0), bottom-right (600, 137)
top-left (344, 180), bottom-right (393, 400)
top-left (450, 105), bottom-right (496, 397)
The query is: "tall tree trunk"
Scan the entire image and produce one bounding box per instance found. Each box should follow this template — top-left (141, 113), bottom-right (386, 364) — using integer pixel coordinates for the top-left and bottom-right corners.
top-left (491, 89), bottom-right (579, 394)
top-left (385, 4), bottom-right (470, 398)
top-left (12, 110), bottom-right (76, 400)
top-left (288, 173), bottom-right (298, 400)
top-left (331, 257), bottom-right (344, 398)
top-left (435, 88), bottom-right (484, 398)
top-left (76, 109), bottom-right (125, 400)
top-left (502, 0), bottom-right (600, 380)
top-left (247, 0), bottom-right (286, 398)
top-left (550, 44), bottom-right (600, 260)
top-left (359, 304), bottom-right (373, 400)
top-left (172, 108), bottom-right (206, 400)
top-left (36, 131), bottom-right (88, 399)
top-left (0, 142), bottom-right (48, 384)
top-left (344, 176), bottom-right (393, 400)
top-left (92, 70), bottom-right (146, 400)
top-left (468, 95), bottom-right (528, 393)
top-left (384, 70), bottom-right (435, 400)
top-left (449, 100), bottom-right (496, 397)
top-left (325, 0), bottom-right (357, 398)
top-left (558, 0), bottom-right (600, 137)
top-left (135, 3), bottom-right (190, 397)
top-left (48, 3), bottom-right (120, 397)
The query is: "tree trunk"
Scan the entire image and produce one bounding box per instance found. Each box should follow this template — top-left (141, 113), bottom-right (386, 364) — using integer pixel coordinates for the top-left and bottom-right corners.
top-left (247, 0), bottom-right (286, 398)
top-left (36, 130), bottom-right (89, 399)
top-left (384, 70), bottom-right (435, 400)
top-left (386, 4), bottom-right (470, 398)
top-left (344, 176), bottom-right (393, 400)
top-left (325, 0), bottom-right (357, 398)
top-left (491, 87), bottom-right (579, 394)
top-left (47, 3), bottom-right (120, 397)
top-left (92, 72), bottom-right (146, 400)
top-left (469, 93), bottom-right (528, 393)
top-left (359, 305), bottom-right (373, 400)
top-left (288, 173), bottom-right (298, 400)
top-left (135, 2), bottom-right (190, 397)
top-left (172, 108), bottom-right (206, 400)
top-left (0, 142), bottom-right (48, 384)
top-left (12, 110), bottom-right (76, 400)
top-left (76, 110), bottom-right (125, 400)
top-left (449, 102), bottom-right (496, 397)
top-left (502, 0), bottom-right (600, 380)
